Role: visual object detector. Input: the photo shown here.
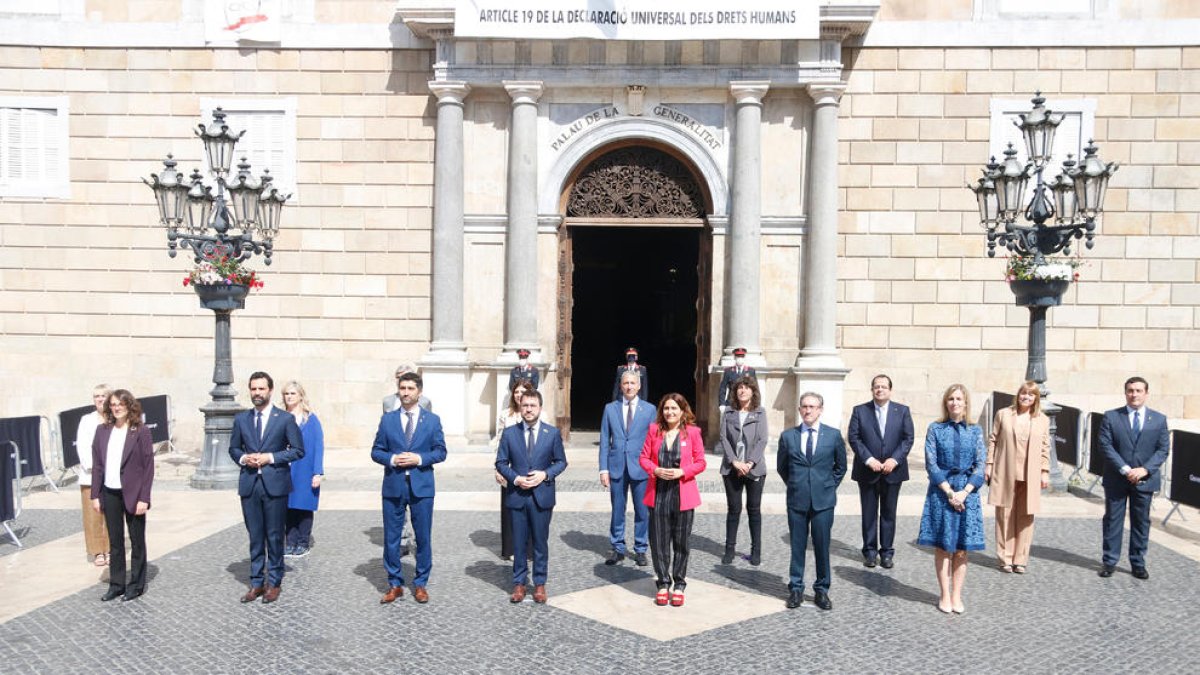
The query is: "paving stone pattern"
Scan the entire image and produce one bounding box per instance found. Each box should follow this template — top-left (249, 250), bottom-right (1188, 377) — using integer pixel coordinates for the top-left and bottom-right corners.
top-left (0, 508), bottom-right (83, 557)
top-left (0, 509), bottom-right (1196, 673)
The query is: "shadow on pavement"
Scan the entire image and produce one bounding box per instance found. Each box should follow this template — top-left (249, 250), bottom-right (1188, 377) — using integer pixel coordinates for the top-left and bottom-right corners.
top-left (1030, 543), bottom-right (1096, 571)
top-left (465, 559), bottom-right (513, 592)
top-left (469, 528), bottom-right (501, 552)
top-left (363, 527), bottom-right (385, 547)
top-left (353, 560), bottom-right (393, 594)
top-left (559, 529), bottom-right (611, 556)
top-left (834, 565), bottom-right (941, 606)
top-left (710, 563), bottom-right (785, 597)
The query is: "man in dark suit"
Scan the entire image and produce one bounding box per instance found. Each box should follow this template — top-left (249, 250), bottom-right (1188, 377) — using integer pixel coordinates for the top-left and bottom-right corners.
top-left (372, 371), bottom-right (447, 604)
top-left (777, 392), bottom-right (846, 610)
top-left (1098, 376), bottom-right (1170, 580)
top-left (496, 389), bottom-right (568, 604)
top-left (847, 374), bottom-right (914, 569)
top-left (229, 371), bottom-right (304, 604)
top-left (507, 348), bottom-right (540, 391)
top-left (717, 347), bottom-right (757, 412)
top-left (598, 369), bottom-right (655, 566)
top-left (612, 347), bottom-right (649, 401)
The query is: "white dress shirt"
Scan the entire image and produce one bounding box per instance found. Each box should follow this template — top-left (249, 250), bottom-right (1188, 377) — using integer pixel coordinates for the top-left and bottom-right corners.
top-left (103, 426), bottom-right (127, 490)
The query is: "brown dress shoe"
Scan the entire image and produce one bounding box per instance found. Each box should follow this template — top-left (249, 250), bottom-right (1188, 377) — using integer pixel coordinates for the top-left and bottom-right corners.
top-left (240, 587), bottom-right (264, 603)
top-left (533, 584), bottom-right (547, 604)
top-left (510, 584), bottom-right (526, 603)
top-left (263, 585), bottom-right (281, 604)
top-left (413, 586), bottom-right (429, 604)
top-left (380, 586), bottom-right (404, 604)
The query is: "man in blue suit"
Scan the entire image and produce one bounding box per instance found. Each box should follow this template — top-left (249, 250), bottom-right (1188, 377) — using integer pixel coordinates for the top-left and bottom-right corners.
top-left (778, 392), bottom-right (846, 611)
top-left (371, 372), bottom-right (447, 604)
top-left (496, 389), bottom-right (568, 604)
top-left (599, 370), bottom-right (654, 566)
top-left (229, 371), bottom-right (304, 604)
top-left (1098, 376), bottom-right (1170, 580)
top-left (847, 374), bottom-right (914, 569)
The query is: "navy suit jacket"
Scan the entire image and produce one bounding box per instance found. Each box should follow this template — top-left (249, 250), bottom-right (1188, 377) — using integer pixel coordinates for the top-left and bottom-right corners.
top-left (496, 421), bottom-right (568, 510)
top-left (1098, 406), bottom-right (1170, 493)
top-left (370, 407), bottom-right (447, 499)
top-left (612, 364), bottom-right (649, 401)
top-left (507, 365), bottom-right (540, 391)
top-left (229, 406), bottom-right (304, 498)
top-left (598, 397), bottom-right (655, 481)
top-left (777, 422), bottom-right (847, 512)
top-left (847, 401), bottom-right (915, 484)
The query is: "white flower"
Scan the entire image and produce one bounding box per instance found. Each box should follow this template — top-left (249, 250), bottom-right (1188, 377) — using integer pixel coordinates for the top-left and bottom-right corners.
top-left (1030, 263), bottom-right (1073, 280)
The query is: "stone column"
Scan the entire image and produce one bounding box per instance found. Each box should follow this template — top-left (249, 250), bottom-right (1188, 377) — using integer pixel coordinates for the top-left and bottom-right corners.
top-left (725, 81), bottom-right (769, 367)
top-left (425, 79), bottom-right (470, 360)
top-left (421, 79), bottom-right (470, 440)
top-left (794, 83), bottom-right (850, 423)
top-left (501, 81), bottom-right (544, 359)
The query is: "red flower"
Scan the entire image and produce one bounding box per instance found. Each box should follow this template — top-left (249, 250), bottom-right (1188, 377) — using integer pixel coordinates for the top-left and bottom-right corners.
top-left (183, 277), bottom-right (190, 286)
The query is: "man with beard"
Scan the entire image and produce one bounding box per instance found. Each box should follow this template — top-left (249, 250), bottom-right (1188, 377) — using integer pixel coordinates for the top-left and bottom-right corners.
top-left (230, 371), bottom-right (304, 604)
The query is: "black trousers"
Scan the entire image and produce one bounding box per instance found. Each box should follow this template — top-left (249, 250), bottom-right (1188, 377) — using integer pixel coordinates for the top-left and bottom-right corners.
top-left (722, 473), bottom-right (764, 553)
top-left (858, 479), bottom-right (903, 558)
top-left (102, 486), bottom-right (147, 595)
top-left (285, 509), bottom-right (314, 548)
top-left (648, 506), bottom-right (694, 591)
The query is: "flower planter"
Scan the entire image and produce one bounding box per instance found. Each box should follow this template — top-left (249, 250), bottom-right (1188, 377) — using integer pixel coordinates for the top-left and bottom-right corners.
top-left (1008, 278), bottom-right (1070, 307)
top-left (194, 283), bottom-right (250, 311)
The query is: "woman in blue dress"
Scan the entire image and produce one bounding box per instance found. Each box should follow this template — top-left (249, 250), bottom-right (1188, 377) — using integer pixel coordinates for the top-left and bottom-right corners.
top-left (917, 384), bottom-right (985, 615)
top-left (283, 381), bottom-right (324, 557)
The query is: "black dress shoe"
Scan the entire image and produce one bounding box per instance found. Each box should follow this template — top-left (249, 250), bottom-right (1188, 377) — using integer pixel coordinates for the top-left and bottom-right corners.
top-left (814, 591), bottom-right (832, 611)
top-left (633, 552), bottom-right (649, 567)
top-left (101, 588), bottom-right (124, 602)
top-left (604, 550), bottom-right (625, 566)
top-left (881, 556), bottom-right (894, 569)
top-left (721, 548), bottom-right (735, 565)
top-left (1098, 565), bottom-right (1115, 578)
top-left (863, 556), bottom-right (877, 568)
top-left (786, 591), bottom-right (803, 609)
top-left (749, 551), bottom-right (761, 566)
top-left (121, 589), bottom-right (143, 602)
top-left (1132, 567), bottom-right (1149, 580)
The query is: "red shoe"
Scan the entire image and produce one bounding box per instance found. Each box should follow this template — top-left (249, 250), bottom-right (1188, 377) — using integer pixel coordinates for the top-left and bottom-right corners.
top-left (670, 591), bottom-right (685, 607)
top-left (654, 589), bottom-right (669, 606)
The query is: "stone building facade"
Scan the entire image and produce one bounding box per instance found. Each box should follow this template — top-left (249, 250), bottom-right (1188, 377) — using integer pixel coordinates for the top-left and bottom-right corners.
top-left (0, 0), bottom-right (1196, 453)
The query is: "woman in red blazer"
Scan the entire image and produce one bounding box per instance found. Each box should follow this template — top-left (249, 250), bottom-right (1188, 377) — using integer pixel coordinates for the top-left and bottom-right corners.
top-left (90, 389), bottom-right (155, 602)
top-left (640, 393), bottom-right (706, 607)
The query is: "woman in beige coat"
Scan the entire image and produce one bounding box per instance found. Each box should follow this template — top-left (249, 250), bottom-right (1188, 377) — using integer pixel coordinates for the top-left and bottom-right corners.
top-left (986, 381), bottom-right (1050, 574)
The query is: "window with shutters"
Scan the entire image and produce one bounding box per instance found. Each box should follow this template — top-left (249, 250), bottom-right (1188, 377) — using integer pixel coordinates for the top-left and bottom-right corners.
top-left (200, 97), bottom-right (298, 201)
top-left (0, 96), bottom-right (70, 199)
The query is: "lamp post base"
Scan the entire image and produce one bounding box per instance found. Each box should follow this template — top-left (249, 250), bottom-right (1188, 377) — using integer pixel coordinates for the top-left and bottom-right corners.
top-left (190, 400), bottom-right (243, 489)
top-left (1041, 399), bottom-right (1069, 493)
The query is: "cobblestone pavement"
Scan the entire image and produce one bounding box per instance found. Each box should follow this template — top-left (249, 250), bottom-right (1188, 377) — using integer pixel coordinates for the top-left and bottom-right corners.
top-left (1, 509), bottom-right (1195, 673)
top-left (0, 509), bottom-right (82, 557)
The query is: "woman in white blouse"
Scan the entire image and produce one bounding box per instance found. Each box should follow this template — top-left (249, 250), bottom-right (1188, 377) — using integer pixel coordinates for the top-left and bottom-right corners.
top-left (75, 384), bottom-right (111, 566)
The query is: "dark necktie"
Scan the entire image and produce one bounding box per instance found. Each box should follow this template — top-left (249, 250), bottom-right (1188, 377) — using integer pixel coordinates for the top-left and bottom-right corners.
top-left (625, 401), bottom-right (633, 432)
top-left (805, 427), bottom-right (815, 463)
top-left (1132, 410), bottom-right (1141, 443)
top-left (255, 411), bottom-right (262, 439)
top-left (404, 411), bottom-right (414, 445)
top-left (526, 425), bottom-right (535, 463)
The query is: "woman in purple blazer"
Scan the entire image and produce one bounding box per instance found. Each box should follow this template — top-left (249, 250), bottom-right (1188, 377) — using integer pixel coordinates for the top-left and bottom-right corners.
top-left (90, 389), bottom-right (154, 602)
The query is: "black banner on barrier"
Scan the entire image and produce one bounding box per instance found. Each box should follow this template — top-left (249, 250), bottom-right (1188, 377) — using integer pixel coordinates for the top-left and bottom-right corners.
top-left (1169, 430), bottom-right (1200, 509)
top-left (1055, 405), bottom-right (1081, 467)
top-left (139, 395), bottom-right (171, 445)
top-left (0, 416), bottom-right (44, 478)
top-left (58, 405), bottom-right (94, 469)
top-left (1088, 412), bottom-right (1106, 477)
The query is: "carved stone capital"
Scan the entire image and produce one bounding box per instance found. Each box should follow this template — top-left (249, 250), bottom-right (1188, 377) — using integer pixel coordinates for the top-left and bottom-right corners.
top-left (730, 81), bottom-right (770, 106)
top-left (428, 80), bottom-right (470, 105)
top-left (503, 81), bottom-right (544, 106)
top-left (806, 83), bottom-right (846, 107)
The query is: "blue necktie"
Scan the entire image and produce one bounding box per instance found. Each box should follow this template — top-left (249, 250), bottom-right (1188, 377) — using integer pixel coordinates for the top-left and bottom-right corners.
top-left (1132, 410), bottom-right (1141, 444)
top-left (526, 425), bottom-right (535, 464)
top-left (805, 428), bottom-right (815, 463)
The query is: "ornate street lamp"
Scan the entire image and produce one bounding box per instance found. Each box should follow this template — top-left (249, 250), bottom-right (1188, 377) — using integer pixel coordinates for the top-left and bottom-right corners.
top-left (968, 93), bottom-right (1118, 490)
top-left (144, 107), bottom-right (290, 489)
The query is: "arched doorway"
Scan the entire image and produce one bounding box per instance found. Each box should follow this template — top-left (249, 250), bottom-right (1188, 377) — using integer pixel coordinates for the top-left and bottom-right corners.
top-left (556, 143), bottom-right (713, 432)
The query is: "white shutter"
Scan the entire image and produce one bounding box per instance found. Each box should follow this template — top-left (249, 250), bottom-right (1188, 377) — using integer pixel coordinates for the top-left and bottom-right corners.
top-left (202, 98), bottom-right (297, 199)
top-left (0, 97), bottom-right (69, 198)
top-left (988, 98), bottom-right (1096, 173)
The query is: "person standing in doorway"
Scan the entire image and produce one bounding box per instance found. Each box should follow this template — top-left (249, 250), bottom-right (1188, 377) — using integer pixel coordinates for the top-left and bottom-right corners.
top-left (612, 347), bottom-right (649, 401)
top-left (507, 348), bottom-right (540, 391)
